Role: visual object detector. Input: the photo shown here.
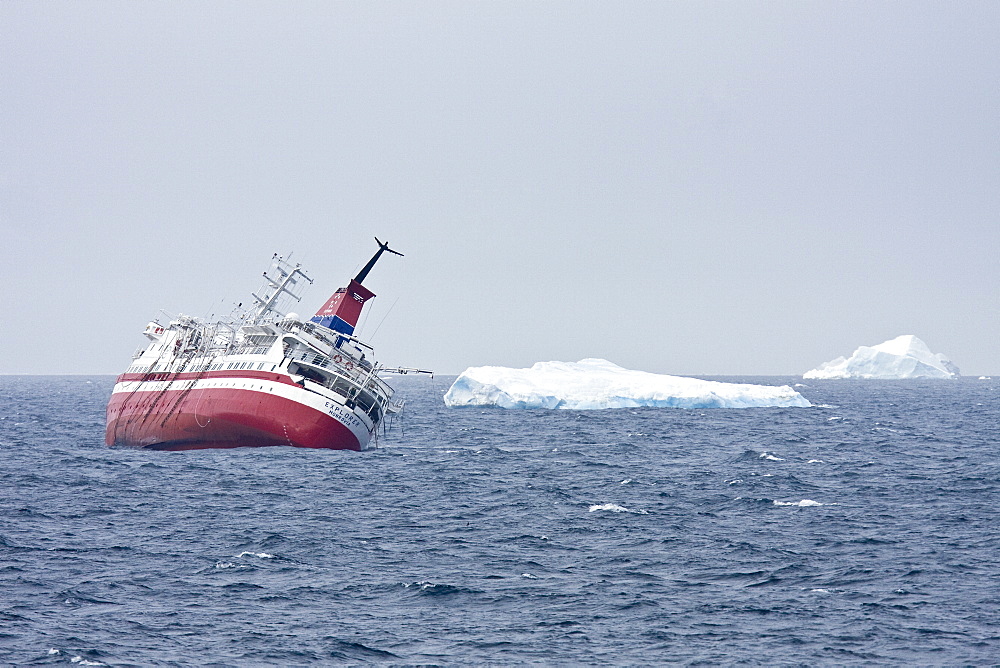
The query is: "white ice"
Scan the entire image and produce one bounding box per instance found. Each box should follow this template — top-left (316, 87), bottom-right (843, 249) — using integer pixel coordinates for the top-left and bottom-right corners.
top-left (443, 358), bottom-right (811, 410)
top-left (803, 335), bottom-right (960, 379)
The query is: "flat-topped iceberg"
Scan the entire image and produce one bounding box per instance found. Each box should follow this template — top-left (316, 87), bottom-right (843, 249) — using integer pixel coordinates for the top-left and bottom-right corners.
top-left (443, 359), bottom-right (811, 409)
top-left (803, 335), bottom-right (960, 379)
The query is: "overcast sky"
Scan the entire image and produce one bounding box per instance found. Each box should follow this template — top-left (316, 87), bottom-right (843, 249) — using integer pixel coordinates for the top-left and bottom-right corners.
top-left (2, 1), bottom-right (998, 376)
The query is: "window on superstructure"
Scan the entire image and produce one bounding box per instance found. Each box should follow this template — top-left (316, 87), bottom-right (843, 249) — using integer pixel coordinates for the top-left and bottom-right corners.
top-left (331, 377), bottom-right (351, 398)
top-left (355, 391), bottom-right (375, 413)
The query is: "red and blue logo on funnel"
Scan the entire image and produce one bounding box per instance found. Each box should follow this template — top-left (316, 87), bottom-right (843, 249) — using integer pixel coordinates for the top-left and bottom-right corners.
top-left (310, 279), bottom-right (375, 335)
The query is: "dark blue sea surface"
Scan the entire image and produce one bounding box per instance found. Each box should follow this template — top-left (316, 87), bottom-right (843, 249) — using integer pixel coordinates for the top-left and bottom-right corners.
top-left (1, 374), bottom-right (998, 666)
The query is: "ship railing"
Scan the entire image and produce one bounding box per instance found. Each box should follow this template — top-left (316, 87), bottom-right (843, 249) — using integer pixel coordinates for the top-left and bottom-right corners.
top-left (288, 350), bottom-right (393, 402)
top-left (193, 344), bottom-right (273, 358)
top-left (230, 345), bottom-right (271, 356)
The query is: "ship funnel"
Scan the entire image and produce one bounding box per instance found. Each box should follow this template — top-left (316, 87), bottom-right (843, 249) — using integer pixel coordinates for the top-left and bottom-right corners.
top-left (310, 238), bottom-right (402, 335)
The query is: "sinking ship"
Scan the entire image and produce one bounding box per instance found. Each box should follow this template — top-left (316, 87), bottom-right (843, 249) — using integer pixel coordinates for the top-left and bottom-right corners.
top-left (106, 238), bottom-right (424, 451)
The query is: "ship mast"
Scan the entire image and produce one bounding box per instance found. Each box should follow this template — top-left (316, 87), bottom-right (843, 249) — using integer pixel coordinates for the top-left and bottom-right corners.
top-left (249, 255), bottom-right (313, 324)
top-left (355, 237), bottom-right (404, 284)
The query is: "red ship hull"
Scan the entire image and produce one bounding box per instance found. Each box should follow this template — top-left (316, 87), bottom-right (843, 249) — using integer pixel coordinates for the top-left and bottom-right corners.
top-left (106, 376), bottom-right (367, 451)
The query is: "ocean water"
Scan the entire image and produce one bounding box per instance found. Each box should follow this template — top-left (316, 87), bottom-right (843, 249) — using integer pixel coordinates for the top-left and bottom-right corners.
top-left (1, 374), bottom-right (998, 666)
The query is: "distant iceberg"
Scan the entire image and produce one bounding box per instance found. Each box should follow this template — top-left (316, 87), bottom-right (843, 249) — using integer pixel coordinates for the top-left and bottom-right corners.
top-left (803, 335), bottom-right (960, 379)
top-left (443, 359), bottom-right (811, 410)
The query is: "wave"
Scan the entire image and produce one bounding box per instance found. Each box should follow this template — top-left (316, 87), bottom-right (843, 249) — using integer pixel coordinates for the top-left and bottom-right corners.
top-left (588, 503), bottom-right (648, 514)
top-left (402, 581), bottom-right (484, 597)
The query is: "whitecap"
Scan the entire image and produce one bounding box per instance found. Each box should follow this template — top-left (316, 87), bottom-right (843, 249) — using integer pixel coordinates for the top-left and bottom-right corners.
top-left (237, 551), bottom-right (274, 559)
top-left (620, 479), bottom-right (632, 485)
top-left (48, 649), bottom-right (60, 655)
top-left (521, 573), bottom-right (538, 579)
top-left (759, 452), bottom-right (784, 461)
top-left (214, 561), bottom-right (245, 569)
top-left (588, 503), bottom-right (647, 514)
top-left (70, 657), bottom-right (105, 666)
top-left (774, 499), bottom-right (824, 507)
top-left (589, 503), bottom-right (628, 512)
top-left (807, 459), bottom-right (825, 464)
